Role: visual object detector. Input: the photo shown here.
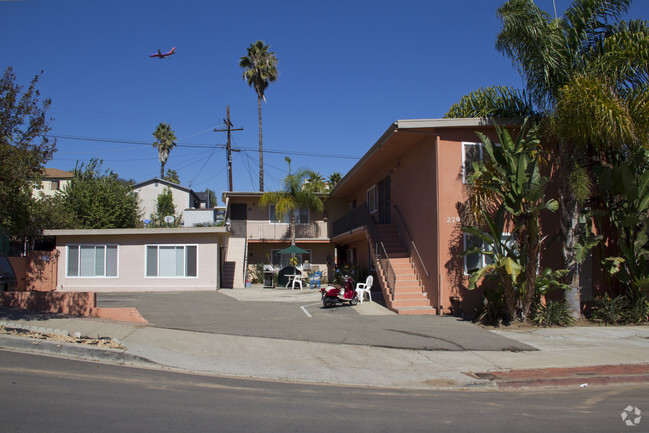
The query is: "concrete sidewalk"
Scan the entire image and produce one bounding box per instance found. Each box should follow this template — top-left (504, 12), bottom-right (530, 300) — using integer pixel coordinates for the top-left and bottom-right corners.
top-left (1, 290), bottom-right (649, 389)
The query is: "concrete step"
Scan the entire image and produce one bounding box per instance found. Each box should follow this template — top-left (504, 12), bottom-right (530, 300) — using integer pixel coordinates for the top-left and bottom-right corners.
top-left (394, 306), bottom-right (437, 315)
top-left (392, 299), bottom-right (433, 308)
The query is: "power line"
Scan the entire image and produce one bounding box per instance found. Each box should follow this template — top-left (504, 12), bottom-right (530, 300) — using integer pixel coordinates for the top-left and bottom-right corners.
top-left (48, 134), bottom-right (361, 159)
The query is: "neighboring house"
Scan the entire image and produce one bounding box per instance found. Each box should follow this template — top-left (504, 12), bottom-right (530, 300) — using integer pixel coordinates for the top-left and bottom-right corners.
top-left (34, 168), bottom-right (73, 198)
top-left (327, 117), bottom-right (529, 315)
top-left (221, 192), bottom-right (342, 288)
top-left (45, 227), bottom-right (230, 292)
top-left (132, 178), bottom-right (204, 225)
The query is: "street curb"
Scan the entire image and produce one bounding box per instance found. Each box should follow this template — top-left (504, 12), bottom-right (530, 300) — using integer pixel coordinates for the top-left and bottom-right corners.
top-left (0, 334), bottom-right (157, 367)
top-left (467, 364), bottom-right (649, 389)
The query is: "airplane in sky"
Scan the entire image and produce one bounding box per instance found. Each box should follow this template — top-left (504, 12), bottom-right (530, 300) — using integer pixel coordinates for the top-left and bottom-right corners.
top-left (150, 47), bottom-right (176, 59)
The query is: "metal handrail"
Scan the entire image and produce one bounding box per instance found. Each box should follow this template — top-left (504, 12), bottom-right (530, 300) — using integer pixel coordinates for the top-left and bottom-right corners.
top-left (393, 205), bottom-right (429, 279)
top-left (377, 241), bottom-right (396, 300)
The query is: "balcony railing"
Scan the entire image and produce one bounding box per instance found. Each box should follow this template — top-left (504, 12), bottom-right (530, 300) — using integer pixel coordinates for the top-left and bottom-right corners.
top-left (245, 220), bottom-right (328, 241)
top-left (332, 203), bottom-right (371, 238)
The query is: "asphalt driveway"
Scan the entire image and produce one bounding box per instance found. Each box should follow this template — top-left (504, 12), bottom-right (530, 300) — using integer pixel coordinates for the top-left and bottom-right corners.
top-left (98, 288), bottom-right (535, 352)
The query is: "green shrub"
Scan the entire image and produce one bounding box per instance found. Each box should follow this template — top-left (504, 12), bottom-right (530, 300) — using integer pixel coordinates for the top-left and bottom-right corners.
top-left (591, 295), bottom-right (629, 325)
top-left (532, 300), bottom-right (575, 327)
top-left (473, 289), bottom-right (508, 326)
top-left (623, 296), bottom-right (649, 324)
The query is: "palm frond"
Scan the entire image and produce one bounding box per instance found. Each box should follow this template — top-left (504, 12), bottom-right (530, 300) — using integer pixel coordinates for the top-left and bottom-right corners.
top-left (445, 86), bottom-right (536, 119)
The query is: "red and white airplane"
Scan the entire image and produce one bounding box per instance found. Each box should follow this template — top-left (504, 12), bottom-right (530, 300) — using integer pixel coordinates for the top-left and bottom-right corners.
top-left (150, 47), bottom-right (176, 59)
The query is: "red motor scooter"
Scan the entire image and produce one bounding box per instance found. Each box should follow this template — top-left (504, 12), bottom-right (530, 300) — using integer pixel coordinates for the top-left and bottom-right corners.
top-left (320, 275), bottom-right (358, 308)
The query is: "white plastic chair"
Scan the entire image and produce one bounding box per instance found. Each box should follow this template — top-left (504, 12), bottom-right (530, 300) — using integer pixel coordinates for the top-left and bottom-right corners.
top-left (355, 275), bottom-right (373, 303)
top-left (291, 268), bottom-right (304, 290)
top-left (292, 274), bottom-right (303, 290)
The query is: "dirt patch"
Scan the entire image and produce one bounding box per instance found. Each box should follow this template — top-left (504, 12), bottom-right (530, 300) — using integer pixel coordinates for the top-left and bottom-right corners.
top-left (1, 326), bottom-right (125, 350)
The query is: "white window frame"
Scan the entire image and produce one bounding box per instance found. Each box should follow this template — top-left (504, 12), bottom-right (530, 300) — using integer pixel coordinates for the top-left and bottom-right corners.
top-left (462, 142), bottom-right (484, 184)
top-left (367, 185), bottom-right (377, 213)
top-left (66, 244), bottom-right (119, 278)
top-left (145, 244), bottom-right (198, 278)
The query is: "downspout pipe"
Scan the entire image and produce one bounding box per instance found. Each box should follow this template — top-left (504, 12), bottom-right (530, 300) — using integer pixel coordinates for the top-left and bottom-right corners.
top-left (435, 134), bottom-right (442, 315)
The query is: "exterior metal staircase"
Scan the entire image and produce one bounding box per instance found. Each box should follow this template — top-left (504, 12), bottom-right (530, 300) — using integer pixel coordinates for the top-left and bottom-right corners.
top-left (371, 224), bottom-right (435, 315)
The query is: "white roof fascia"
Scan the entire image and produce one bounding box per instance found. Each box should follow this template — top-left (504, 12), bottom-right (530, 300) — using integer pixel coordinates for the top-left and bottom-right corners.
top-left (396, 117), bottom-right (520, 129)
top-left (43, 227), bottom-right (230, 236)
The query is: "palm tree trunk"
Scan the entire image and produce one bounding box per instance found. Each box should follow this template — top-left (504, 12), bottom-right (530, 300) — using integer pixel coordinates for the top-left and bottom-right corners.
top-left (258, 95), bottom-right (264, 192)
top-left (160, 162), bottom-right (165, 179)
top-left (290, 212), bottom-right (295, 246)
top-left (522, 217), bottom-right (541, 321)
top-left (559, 151), bottom-right (583, 319)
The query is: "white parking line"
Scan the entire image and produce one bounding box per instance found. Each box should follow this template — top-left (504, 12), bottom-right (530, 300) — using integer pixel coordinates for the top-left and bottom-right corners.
top-left (300, 302), bottom-right (321, 318)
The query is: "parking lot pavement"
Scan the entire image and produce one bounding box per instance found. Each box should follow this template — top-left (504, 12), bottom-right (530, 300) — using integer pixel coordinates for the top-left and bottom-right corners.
top-left (97, 289), bottom-right (535, 352)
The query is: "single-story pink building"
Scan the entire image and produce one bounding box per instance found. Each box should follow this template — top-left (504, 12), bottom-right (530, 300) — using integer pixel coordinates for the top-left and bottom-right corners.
top-left (44, 227), bottom-right (230, 292)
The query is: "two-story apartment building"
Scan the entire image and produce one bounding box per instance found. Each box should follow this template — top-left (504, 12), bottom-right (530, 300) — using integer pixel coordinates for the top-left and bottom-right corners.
top-left (220, 119), bottom-right (513, 313)
top-left (327, 118), bottom-right (524, 315)
top-left (221, 191), bottom-right (346, 288)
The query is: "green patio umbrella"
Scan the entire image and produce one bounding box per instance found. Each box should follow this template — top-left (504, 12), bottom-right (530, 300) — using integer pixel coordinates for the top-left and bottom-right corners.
top-left (278, 245), bottom-right (309, 255)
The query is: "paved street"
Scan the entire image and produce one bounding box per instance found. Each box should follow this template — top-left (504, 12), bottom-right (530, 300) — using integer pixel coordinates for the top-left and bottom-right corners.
top-left (2, 350), bottom-right (647, 433)
top-left (97, 288), bottom-right (535, 351)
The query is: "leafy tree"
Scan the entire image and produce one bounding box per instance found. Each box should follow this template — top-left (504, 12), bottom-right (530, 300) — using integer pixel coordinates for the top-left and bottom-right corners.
top-left (152, 123), bottom-right (177, 179)
top-left (60, 159), bottom-right (141, 229)
top-left (328, 172), bottom-right (342, 190)
top-left (593, 148), bottom-right (649, 299)
top-left (305, 171), bottom-right (326, 193)
top-left (164, 168), bottom-right (180, 184)
top-left (445, 86), bottom-right (535, 119)
top-left (447, 0), bottom-right (649, 316)
top-left (147, 186), bottom-right (182, 227)
top-left (462, 121), bottom-right (560, 321)
top-left (0, 66), bottom-right (56, 235)
top-left (240, 40), bottom-right (278, 192)
top-left (259, 164), bottom-right (324, 246)
top-left (205, 188), bottom-right (217, 207)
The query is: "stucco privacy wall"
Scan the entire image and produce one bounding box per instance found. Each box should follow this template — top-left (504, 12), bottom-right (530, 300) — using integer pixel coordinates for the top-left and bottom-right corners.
top-left (46, 228), bottom-right (228, 292)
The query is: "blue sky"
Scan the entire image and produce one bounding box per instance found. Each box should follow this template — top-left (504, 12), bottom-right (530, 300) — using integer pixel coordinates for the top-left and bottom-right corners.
top-left (3, 0), bottom-right (648, 201)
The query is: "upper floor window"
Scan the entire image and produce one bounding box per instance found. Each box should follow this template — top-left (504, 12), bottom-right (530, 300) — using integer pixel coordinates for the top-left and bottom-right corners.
top-left (269, 205), bottom-right (309, 224)
top-left (462, 142), bottom-right (484, 184)
top-left (67, 245), bottom-right (118, 277)
top-left (146, 245), bottom-right (197, 278)
top-left (51, 180), bottom-right (60, 191)
top-left (367, 185), bottom-right (377, 213)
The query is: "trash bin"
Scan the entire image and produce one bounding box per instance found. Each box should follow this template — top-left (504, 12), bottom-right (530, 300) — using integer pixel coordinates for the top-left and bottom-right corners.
top-left (263, 265), bottom-right (275, 288)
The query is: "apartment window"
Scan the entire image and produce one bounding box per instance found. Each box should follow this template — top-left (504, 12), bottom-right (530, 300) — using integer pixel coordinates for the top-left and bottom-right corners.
top-left (146, 245), bottom-right (197, 277)
top-left (67, 245), bottom-right (118, 277)
top-left (462, 142), bottom-right (484, 184)
top-left (50, 180), bottom-right (60, 191)
top-left (269, 205), bottom-right (309, 224)
top-left (367, 185), bottom-right (377, 213)
top-left (463, 233), bottom-right (514, 274)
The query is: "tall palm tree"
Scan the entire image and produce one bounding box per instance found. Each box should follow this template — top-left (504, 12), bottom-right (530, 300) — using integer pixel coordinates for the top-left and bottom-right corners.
top-left (152, 123), bottom-right (177, 179)
top-left (240, 40), bottom-right (279, 192)
top-left (447, 0), bottom-right (649, 316)
top-left (259, 167), bottom-right (325, 246)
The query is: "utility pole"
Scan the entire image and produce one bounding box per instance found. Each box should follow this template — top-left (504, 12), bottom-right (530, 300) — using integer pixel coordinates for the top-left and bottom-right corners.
top-left (214, 106), bottom-right (243, 192)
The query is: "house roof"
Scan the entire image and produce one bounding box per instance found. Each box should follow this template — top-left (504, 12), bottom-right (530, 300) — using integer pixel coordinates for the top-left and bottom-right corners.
top-left (131, 178), bottom-right (194, 194)
top-left (43, 227), bottom-right (230, 237)
top-left (330, 117), bottom-right (520, 198)
top-left (44, 168), bottom-right (73, 179)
